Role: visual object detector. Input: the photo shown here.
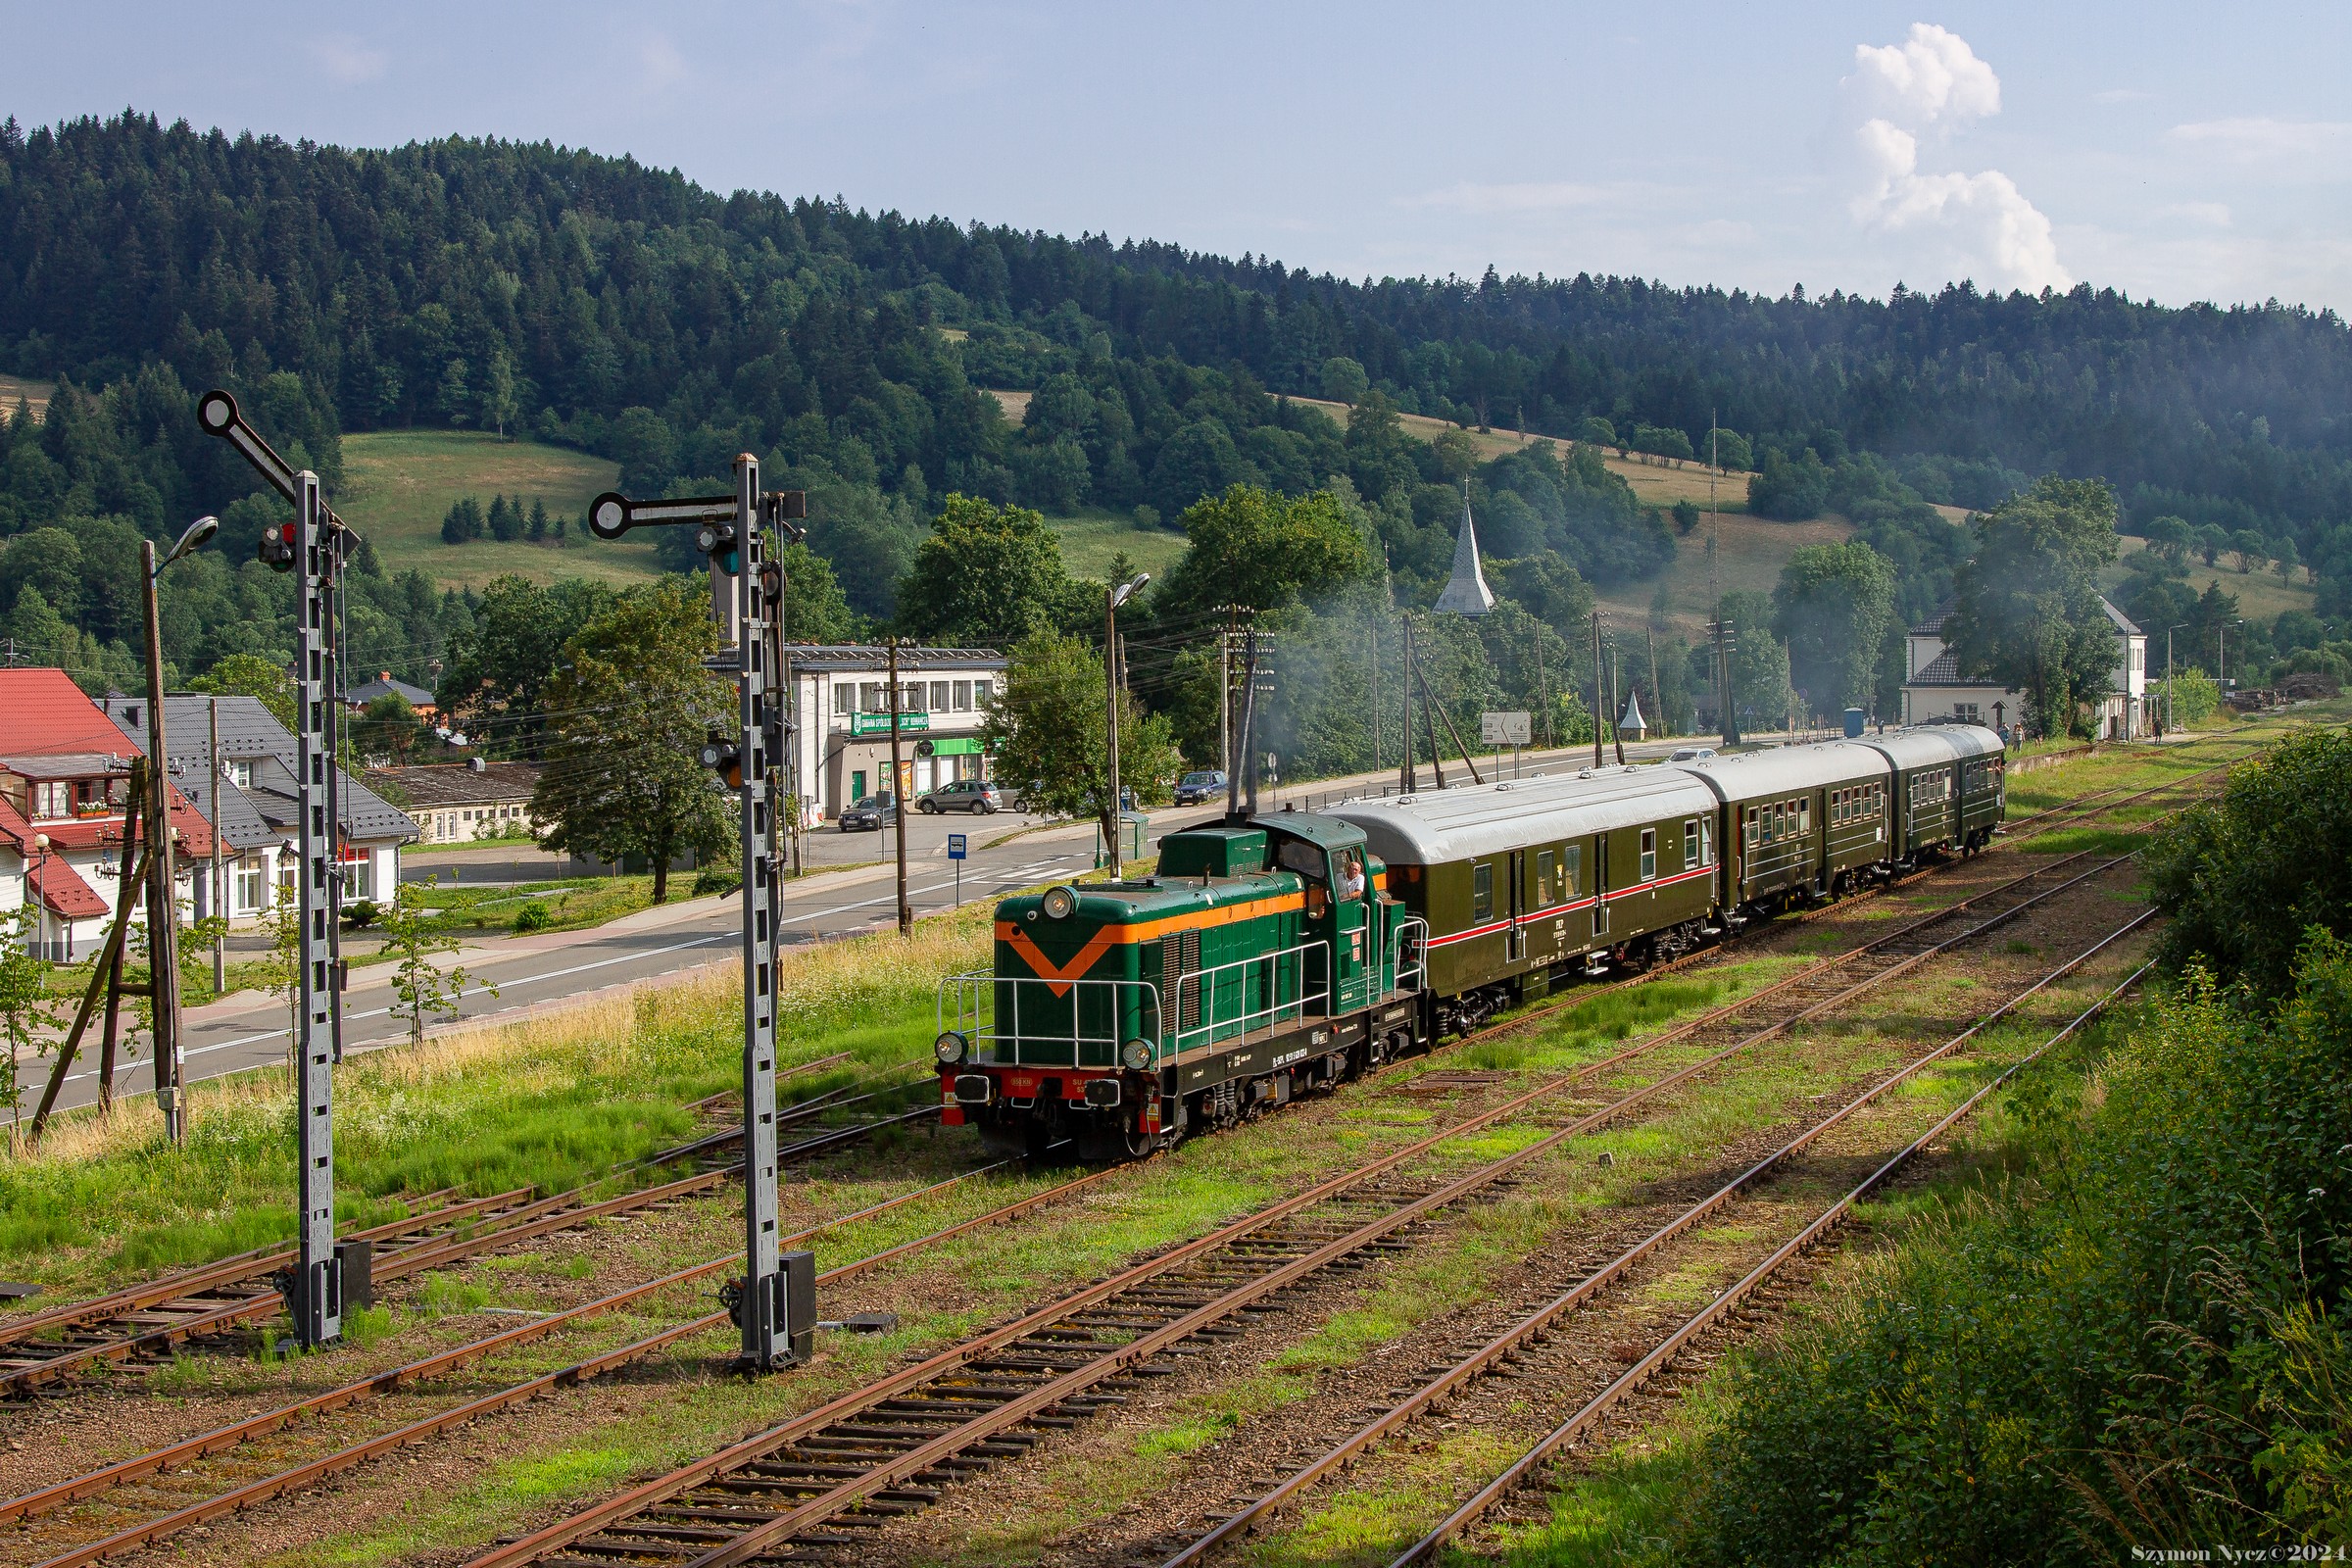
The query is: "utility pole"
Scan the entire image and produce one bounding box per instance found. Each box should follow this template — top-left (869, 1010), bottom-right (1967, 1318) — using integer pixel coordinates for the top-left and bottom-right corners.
top-left (209, 697), bottom-right (225, 994)
top-left (98, 764), bottom-right (140, 1113)
top-left (586, 458), bottom-right (813, 1373)
top-left (1646, 629), bottom-right (1661, 742)
top-left (1367, 621), bottom-right (1381, 770)
top-left (1591, 611), bottom-right (1605, 769)
top-left (888, 637), bottom-right (910, 933)
top-left (1104, 572), bottom-right (1150, 880)
top-left (1420, 632), bottom-right (1447, 789)
top-left (1609, 640), bottom-right (1627, 765)
top-left (1399, 617), bottom-right (1418, 794)
top-left (1218, 609), bottom-right (1233, 780)
top-left (138, 538), bottom-right (185, 1144)
top-left (1235, 629), bottom-right (1261, 818)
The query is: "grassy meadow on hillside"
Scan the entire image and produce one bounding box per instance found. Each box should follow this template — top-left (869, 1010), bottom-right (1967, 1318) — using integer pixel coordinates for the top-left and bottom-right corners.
top-left (0, 370), bottom-right (53, 420)
top-left (2105, 534), bottom-right (2317, 621)
top-left (336, 429), bottom-right (640, 590)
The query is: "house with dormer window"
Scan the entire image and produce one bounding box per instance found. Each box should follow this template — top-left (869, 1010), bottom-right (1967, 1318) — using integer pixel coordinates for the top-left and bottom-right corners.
top-left (1899, 597), bottom-right (2147, 740)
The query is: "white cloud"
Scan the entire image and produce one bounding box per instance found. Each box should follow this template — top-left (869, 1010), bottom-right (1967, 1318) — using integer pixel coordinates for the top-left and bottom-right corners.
top-left (1838, 24), bottom-right (2070, 292)
top-left (305, 35), bottom-right (388, 86)
top-left (638, 33), bottom-right (691, 95)
top-left (2168, 118), bottom-right (2352, 168)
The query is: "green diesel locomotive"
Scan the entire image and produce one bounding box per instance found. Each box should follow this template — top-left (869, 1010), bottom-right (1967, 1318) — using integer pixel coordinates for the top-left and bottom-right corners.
top-left (934, 724), bottom-right (2005, 1159)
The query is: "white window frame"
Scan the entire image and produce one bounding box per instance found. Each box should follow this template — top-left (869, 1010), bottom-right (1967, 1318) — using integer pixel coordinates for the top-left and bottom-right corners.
top-left (1640, 827), bottom-right (1657, 882)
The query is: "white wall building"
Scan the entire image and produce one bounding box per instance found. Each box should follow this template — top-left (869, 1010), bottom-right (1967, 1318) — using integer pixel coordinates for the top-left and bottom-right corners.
top-left (367, 760), bottom-right (543, 845)
top-left (1900, 597), bottom-right (2147, 740)
top-left (775, 646), bottom-right (1007, 823)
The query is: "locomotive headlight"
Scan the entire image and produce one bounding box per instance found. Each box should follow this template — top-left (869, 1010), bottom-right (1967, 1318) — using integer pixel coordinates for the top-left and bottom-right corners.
top-left (1041, 885), bottom-right (1078, 920)
top-left (934, 1031), bottom-right (969, 1066)
top-left (1120, 1038), bottom-right (1152, 1071)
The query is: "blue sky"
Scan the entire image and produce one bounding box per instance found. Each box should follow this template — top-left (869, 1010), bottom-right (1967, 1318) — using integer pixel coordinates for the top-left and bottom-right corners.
top-left (7, 2), bottom-right (2348, 310)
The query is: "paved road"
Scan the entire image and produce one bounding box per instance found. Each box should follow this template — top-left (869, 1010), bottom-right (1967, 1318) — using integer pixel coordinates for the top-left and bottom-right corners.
top-left (19, 731), bottom-right (1753, 1121)
top-left (17, 819), bottom-right (1116, 1124)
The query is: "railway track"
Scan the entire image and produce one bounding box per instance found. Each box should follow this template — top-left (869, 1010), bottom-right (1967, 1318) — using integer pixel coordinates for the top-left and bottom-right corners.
top-left (0, 731), bottom-right (2246, 1401)
top-left (0, 1064), bottom-right (938, 1397)
top-left (0, 744), bottom-right (2251, 1560)
top-left (1163, 918), bottom-right (2157, 1567)
top-left (440, 848), bottom-right (2149, 1567)
top-left (0, 838), bottom-right (2164, 1568)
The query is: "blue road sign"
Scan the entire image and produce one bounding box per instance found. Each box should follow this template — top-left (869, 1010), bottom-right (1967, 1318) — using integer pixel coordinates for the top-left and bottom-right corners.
top-left (947, 833), bottom-right (967, 859)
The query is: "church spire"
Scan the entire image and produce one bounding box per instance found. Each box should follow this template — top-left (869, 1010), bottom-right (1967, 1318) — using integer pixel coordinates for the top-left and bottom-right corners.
top-left (1433, 477), bottom-right (1494, 616)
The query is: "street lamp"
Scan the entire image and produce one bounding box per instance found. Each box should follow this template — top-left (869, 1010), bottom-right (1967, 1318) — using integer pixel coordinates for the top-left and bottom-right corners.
top-left (139, 514), bottom-right (217, 1144)
top-left (1104, 571), bottom-right (1151, 881)
top-left (2219, 617), bottom-right (2244, 698)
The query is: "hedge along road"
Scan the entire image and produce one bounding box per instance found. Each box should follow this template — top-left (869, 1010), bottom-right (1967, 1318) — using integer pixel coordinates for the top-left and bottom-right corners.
top-left (11, 815), bottom-right (1121, 1126)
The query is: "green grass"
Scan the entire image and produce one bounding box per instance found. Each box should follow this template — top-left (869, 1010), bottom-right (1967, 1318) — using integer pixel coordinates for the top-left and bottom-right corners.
top-left (0, 370), bottom-right (53, 421)
top-left (1045, 509), bottom-right (1190, 579)
top-left (337, 429), bottom-right (638, 590)
top-left (0, 909), bottom-right (990, 1296)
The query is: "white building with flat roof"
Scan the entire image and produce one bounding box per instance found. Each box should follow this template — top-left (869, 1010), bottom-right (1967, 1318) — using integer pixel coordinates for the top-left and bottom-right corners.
top-left (775, 645), bottom-right (1007, 822)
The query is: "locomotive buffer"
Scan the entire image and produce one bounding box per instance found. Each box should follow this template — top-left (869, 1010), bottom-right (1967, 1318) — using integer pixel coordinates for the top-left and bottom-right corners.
top-left (585, 464), bottom-right (817, 1371)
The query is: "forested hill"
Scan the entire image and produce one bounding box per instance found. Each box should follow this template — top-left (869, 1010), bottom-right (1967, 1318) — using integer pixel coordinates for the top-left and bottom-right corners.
top-left (4, 110), bottom-right (2351, 557)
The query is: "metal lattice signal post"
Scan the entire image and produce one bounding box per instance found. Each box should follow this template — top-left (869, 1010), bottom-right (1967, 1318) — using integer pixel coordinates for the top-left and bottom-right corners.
top-left (197, 390), bottom-right (354, 1348)
top-left (585, 460), bottom-right (811, 1373)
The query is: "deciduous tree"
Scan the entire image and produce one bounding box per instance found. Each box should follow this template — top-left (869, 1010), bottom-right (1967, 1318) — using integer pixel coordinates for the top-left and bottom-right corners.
top-left (895, 494), bottom-right (1088, 646)
top-left (982, 632), bottom-right (1179, 858)
top-left (1944, 476), bottom-right (2123, 739)
top-left (1773, 542), bottom-right (1896, 718)
top-left (534, 579), bottom-right (737, 903)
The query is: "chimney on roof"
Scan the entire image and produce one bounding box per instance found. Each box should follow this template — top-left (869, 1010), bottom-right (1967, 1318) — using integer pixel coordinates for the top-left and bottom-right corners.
top-left (380, 670), bottom-right (391, 682)
top-left (468, 757), bottom-right (487, 772)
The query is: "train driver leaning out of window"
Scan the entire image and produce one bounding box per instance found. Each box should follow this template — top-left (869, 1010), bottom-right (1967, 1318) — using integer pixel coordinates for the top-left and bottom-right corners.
top-left (1336, 850), bottom-right (1367, 902)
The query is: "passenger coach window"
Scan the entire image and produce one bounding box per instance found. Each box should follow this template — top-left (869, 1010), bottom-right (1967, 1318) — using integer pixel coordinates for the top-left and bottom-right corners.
top-left (1744, 808), bottom-right (1759, 847)
top-left (1472, 862), bottom-right (1494, 923)
top-left (1799, 800), bottom-right (1810, 833)
top-left (1640, 828), bottom-right (1657, 881)
top-left (1537, 850), bottom-right (1556, 907)
top-left (1684, 818), bottom-right (1701, 870)
top-left (1563, 845), bottom-right (1583, 896)
top-left (1700, 817), bottom-right (1714, 865)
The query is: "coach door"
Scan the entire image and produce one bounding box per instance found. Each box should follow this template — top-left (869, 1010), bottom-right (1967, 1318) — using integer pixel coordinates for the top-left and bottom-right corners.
top-left (1592, 836), bottom-right (1611, 941)
top-left (1505, 851), bottom-right (1528, 963)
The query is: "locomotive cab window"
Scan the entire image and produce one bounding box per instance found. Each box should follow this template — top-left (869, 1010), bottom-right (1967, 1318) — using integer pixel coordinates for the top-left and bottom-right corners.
top-left (1640, 828), bottom-right (1657, 882)
top-left (1472, 861), bottom-right (1494, 923)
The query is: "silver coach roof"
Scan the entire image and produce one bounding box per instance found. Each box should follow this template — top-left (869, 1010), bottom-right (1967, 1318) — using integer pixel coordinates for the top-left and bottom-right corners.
top-left (1668, 741), bottom-right (1891, 805)
top-left (1326, 766), bottom-right (1719, 865)
top-left (1858, 723), bottom-right (2006, 770)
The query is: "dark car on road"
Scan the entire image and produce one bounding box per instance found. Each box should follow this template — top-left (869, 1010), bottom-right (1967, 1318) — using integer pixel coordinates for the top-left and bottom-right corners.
top-left (917, 779), bottom-right (1003, 814)
top-left (839, 792), bottom-right (896, 831)
top-left (1172, 769), bottom-right (1228, 806)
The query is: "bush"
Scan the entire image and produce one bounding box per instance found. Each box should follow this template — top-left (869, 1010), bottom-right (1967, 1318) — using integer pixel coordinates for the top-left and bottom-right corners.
top-left (510, 901), bottom-right (551, 933)
top-left (1679, 938), bottom-right (2352, 1562)
top-left (2144, 725), bottom-right (2352, 997)
top-left (690, 866), bottom-right (742, 898)
top-left (341, 899), bottom-right (379, 930)
top-left (2148, 667), bottom-right (2221, 726)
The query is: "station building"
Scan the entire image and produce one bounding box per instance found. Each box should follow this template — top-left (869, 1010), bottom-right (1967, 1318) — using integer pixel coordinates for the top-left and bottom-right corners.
top-left (1899, 596), bottom-right (2148, 740)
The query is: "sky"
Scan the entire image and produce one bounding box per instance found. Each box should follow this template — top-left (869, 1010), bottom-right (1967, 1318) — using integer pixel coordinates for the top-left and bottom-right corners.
top-left (6, 1), bottom-right (2349, 311)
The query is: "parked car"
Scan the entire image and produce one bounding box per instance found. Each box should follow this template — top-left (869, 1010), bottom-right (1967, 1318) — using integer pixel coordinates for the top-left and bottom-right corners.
top-left (839, 792), bottom-right (896, 831)
top-left (1667, 746), bottom-right (1717, 762)
top-left (1172, 769), bottom-right (1228, 806)
top-left (917, 779), bottom-right (1003, 814)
